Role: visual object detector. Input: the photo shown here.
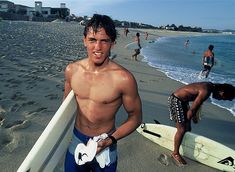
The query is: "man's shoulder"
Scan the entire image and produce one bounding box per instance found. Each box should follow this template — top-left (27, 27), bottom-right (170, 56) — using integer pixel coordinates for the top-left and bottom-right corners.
top-left (114, 66), bottom-right (136, 84)
top-left (65, 59), bottom-right (85, 72)
top-left (110, 61), bottom-right (132, 75)
top-left (204, 50), bottom-right (214, 57)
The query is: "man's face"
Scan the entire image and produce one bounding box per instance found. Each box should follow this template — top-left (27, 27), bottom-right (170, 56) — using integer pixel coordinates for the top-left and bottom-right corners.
top-left (83, 27), bottom-right (114, 65)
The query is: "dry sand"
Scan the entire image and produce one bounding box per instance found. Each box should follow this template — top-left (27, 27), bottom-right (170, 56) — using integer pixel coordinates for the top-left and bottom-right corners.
top-left (0, 21), bottom-right (234, 172)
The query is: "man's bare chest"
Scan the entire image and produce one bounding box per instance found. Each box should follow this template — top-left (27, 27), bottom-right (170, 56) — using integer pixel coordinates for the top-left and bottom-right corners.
top-left (71, 73), bottom-right (121, 104)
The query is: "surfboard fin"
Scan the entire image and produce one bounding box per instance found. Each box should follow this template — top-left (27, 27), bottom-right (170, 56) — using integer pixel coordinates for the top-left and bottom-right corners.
top-left (154, 119), bottom-right (161, 124)
top-left (140, 123), bottom-right (145, 128)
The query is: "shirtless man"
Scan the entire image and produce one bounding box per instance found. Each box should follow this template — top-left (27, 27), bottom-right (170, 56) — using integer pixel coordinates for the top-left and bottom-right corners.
top-left (63, 14), bottom-right (142, 171)
top-left (201, 45), bottom-right (215, 78)
top-left (168, 82), bottom-right (235, 165)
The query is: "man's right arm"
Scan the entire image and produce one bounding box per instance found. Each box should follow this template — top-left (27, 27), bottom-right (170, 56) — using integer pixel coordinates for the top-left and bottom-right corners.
top-left (63, 64), bottom-right (73, 100)
top-left (187, 90), bottom-right (208, 120)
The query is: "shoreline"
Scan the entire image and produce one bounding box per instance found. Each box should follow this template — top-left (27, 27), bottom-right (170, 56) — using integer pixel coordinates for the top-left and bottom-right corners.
top-left (128, 28), bottom-right (235, 117)
top-left (113, 28), bottom-right (235, 171)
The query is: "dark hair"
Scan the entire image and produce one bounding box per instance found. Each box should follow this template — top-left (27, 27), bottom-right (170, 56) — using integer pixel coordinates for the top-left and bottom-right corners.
top-left (136, 32), bottom-right (140, 37)
top-left (214, 83), bottom-right (235, 100)
top-left (208, 45), bottom-right (214, 51)
top-left (83, 14), bottom-right (117, 42)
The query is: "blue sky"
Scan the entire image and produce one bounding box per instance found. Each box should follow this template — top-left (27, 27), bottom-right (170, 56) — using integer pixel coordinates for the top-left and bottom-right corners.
top-left (10, 0), bottom-right (235, 30)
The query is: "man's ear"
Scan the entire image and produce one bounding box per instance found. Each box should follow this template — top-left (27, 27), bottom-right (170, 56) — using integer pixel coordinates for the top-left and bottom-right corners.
top-left (111, 41), bottom-right (116, 48)
top-left (83, 37), bottom-right (87, 47)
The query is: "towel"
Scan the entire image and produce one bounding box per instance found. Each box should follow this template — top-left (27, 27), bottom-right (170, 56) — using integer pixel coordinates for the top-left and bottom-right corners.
top-left (93, 133), bottom-right (111, 168)
top-left (74, 133), bottom-right (111, 168)
top-left (74, 138), bottom-right (97, 165)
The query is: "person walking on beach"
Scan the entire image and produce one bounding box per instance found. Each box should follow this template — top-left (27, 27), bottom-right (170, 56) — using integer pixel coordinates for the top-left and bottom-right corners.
top-left (201, 44), bottom-right (215, 78)
top-left (124, 27), bottom-right (129, 37)
top-left (145, 32), bottom-right (149, 40)
top-left (168, 82), bottom-right (235, 166)
top-left (132, 32), bottom-right (141, 61)
top-left (63, 14), bottom-right (142, 171)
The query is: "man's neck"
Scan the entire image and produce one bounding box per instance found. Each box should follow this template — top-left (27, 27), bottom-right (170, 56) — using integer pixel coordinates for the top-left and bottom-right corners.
top-left (86, 58), bottom-right (110, 73)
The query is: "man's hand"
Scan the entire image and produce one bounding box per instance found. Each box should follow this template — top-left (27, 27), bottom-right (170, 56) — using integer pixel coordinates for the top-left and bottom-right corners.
top-left (187, 109), bottom-right (193, 121)
top-left (96, 138), bottom-right (113, 154)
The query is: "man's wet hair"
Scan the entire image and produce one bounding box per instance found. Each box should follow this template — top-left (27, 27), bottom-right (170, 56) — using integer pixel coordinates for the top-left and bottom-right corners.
top-left (83, 14), bottom-right (117, 42)
top-left (214, 83), bottom-right (235, 100)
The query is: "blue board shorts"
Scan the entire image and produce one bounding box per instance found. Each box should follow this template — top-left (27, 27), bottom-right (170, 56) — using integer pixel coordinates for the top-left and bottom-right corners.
top-left (64, 127), bottom-right (118, 172)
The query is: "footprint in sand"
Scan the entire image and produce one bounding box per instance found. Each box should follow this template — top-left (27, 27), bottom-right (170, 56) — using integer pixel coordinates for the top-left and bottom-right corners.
top-left (45, 94), bottom-right (59, 100)
top-left (0, 116), bottom-right (5, 126)
top-left (150, 79), bottom-right (159, 82)
top-left (23, 101), bottom-right (36, 106)
top-left (158, 153), bottom-right (169, 166)
top-left (11, 92), bottom-right (26, 101)
top-left (24, 107), bottom-right (47, 118)
top-left (9, 103), bottom-right (21, 112)
top-left (35, 107), bottom-right (47, 112)
top-left (1, 128), bottom-right (28, 152)
top-left (0, 105), bottom-right (6, 114)
top-left (56, 84), bottom-right (63, 89)
top-left (139, 80), bottom-right (146, 83)
top-left (4, 120), bottom-right (31, 131)
top-left (0, 129), bottom-right (12, 148)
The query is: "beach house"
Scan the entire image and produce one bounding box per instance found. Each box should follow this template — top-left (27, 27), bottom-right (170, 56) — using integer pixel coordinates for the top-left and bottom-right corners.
top-left (0, 1), bottom-right (70, 21)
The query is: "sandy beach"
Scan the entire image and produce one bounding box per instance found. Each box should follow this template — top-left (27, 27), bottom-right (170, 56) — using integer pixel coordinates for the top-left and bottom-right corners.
top-left (113, 29), bottom-right (235, 172)
top-left (0, 21), bottom-right (234, 172)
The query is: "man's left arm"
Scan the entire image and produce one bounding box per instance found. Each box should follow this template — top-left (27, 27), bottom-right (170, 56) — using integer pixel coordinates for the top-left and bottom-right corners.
top-left (96, 72), bottom-right (142, 153)
top-left (112, 72), bottom-right (142, 142)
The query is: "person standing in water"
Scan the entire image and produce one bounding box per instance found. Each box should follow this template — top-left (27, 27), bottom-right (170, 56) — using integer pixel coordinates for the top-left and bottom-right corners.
top-left (201, 44), bottom-right (215, 78)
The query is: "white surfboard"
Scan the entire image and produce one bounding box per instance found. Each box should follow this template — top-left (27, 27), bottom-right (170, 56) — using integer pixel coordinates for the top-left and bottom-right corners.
top-left (17, 90), bottom-right (77, 172)
top-left (136, 123), bottom-right (235, 172)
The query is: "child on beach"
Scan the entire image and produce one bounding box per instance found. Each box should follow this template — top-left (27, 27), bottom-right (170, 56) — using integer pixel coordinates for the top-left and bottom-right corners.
top-left (124, 27), bottom-right (129, 37)
top-left (145, 32), bottom-right (149, 40)
top-left (63, 14), bottom-right (142, 171)
top-left (168, 82), bottom-right (235, 166)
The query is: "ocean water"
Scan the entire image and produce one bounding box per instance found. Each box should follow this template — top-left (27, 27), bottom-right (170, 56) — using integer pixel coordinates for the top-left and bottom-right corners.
top-left (142, 34), bottom-right (235, 116)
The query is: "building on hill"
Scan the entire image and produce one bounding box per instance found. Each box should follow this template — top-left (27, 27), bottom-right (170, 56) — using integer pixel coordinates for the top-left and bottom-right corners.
top-left (0, 0), bottom-right (15, 12)
top-left (0, 1), bottom-right (70, 21)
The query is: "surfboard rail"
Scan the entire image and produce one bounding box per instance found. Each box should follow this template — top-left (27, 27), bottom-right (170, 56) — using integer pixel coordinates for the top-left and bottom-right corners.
top-left (17, 90), bottom-right (77, 172)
